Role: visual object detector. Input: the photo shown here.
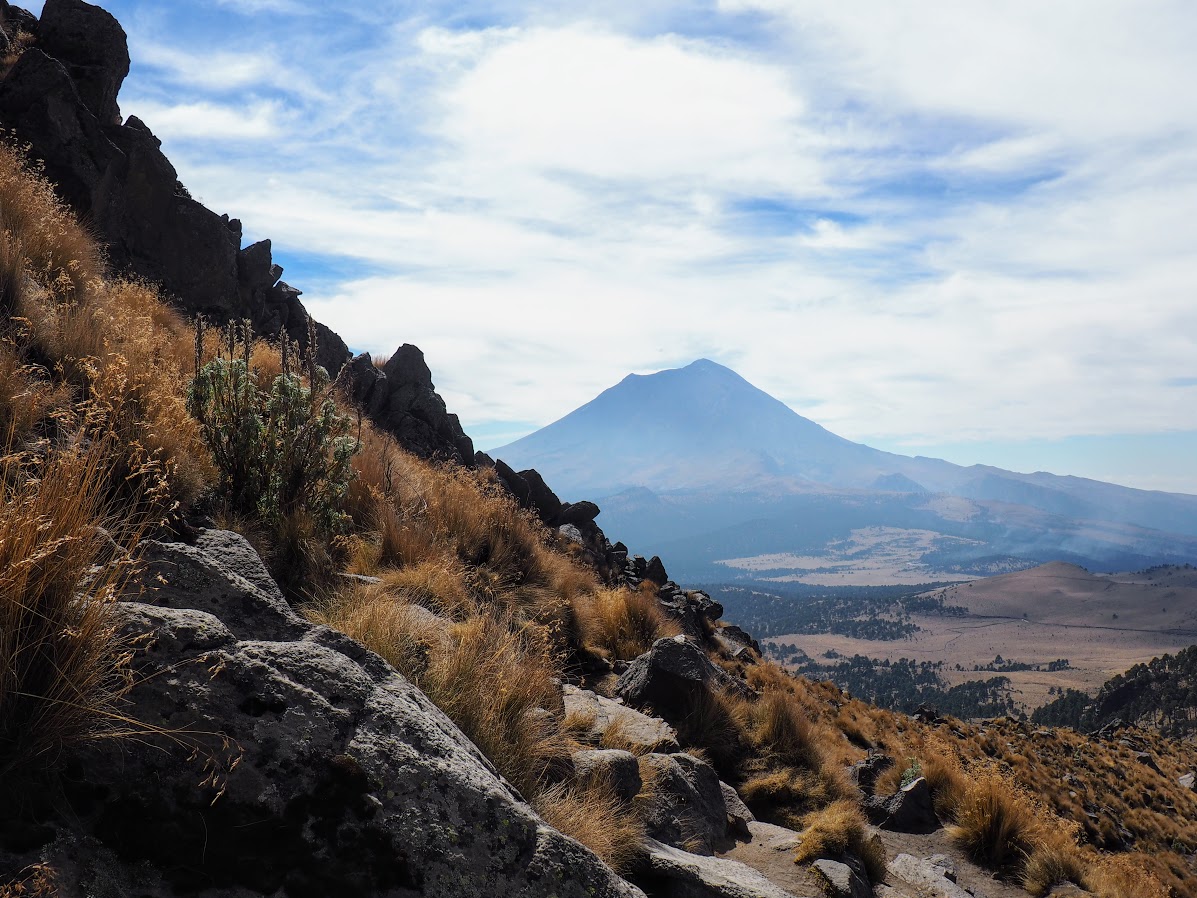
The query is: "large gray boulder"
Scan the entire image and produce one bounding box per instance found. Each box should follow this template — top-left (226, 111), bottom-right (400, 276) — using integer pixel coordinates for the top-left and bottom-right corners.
top-left (4, 531), bottom-right (643, 898)
top-left (637, 753), bottom-right (731, 856)
top-left (615, 636), bottom-right (753, 722)
top-left (641, 839), bottom-right (804, 898)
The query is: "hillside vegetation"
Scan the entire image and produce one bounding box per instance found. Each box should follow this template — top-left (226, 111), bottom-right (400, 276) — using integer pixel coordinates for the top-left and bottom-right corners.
top-left (1, 126), bottom-right (1194, 897)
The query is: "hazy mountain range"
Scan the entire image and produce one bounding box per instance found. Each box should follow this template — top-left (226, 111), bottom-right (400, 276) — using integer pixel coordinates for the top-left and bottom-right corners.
top-left (493, 360), bottom-right (1197, 581)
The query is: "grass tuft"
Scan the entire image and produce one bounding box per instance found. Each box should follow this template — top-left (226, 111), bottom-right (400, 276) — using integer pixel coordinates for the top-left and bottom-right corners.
top-left (946, 771), bottom-right (1041, 871)
top-left (794, 799), bottom-right (886, 882)
top-left (534, 776), bottom-right (645, 874)
top-left (579, 582), bottom-right (680, 660)
top-left (0, 445), bottom-right (135, 779)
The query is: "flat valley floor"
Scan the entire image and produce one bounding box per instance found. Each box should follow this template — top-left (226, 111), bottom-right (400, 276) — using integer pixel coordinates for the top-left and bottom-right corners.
top-left (767, 562), bottom-right (1197, 710)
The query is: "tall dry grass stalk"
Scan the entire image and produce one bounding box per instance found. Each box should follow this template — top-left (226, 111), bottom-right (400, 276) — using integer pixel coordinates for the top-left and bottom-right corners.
top-left (0, 141), bottom-right (101, 303)
top-left (0, 445), bottom-right (134, 779)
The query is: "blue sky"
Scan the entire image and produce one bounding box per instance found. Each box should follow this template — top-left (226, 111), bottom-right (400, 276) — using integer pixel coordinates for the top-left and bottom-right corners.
top-left (29, 1), bottom-right (1197, 492)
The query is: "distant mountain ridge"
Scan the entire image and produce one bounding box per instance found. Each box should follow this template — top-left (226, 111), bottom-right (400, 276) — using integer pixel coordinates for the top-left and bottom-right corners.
top-left (493, 359), bottom-right (1197, 578)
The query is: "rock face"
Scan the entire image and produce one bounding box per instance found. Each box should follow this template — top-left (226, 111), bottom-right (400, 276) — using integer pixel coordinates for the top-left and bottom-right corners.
top-left (886, 854), bottom-right (974, 898)
top-left (36, 0), bottom-right (127, 124)
top-left (562, 684), bottom-right (680, 754)
top-left (3, 530), bottom-right (642, 898)
top-left (573, 749), bottom-right (642, 803)
top-left (811, 859), bottom-right (870, 898)
top-left (640, 839), bottom-right (803, 898)
top-left (849, 752), bottom-right (894, 797)
top-left (489, 458), bottom-right (628, 581)
top-left (638, 753), bottom-right (732, 856)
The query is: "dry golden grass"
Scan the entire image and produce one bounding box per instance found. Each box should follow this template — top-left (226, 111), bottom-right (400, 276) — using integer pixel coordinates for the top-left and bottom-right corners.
top-left (534, 776), bottom-right (645, 874)
top-left (310, 584), bottom-right (445, 681)
top-left (794, 799), bottom-right (886, 882)
top-left (318, 588), bottom-right (570, 799)
top-left (946, 771), bottom-right (1042, 871)
top-left (0, 862), bottom-right (56, 898)
top-left (0, 144), bottom-right (211, 514)
top-left (745, 690), bottom-right (822, 771)
top-left (1022, 831), bottom-right (1087, 896)
top-left (0, 444), bottom-right (135, 778)
top-left (0, 142), bottom-right (101, 301)
top-left (1082, 853), bottom-right (1169, 898)
top-left (0, 342), bottom-right (68, 444)
top-left (579, 582), bottom-right (681, 660)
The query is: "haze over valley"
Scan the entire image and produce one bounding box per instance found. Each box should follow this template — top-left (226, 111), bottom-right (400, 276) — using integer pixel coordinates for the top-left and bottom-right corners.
top-left (493, 359), bottom-right (1197, 584)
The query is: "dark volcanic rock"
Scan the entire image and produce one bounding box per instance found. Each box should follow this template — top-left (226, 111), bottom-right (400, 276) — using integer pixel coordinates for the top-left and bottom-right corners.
top-left (0, 0), bottom-right (350, 379)
top-left (615, 636), bottom-right (754, 724)
top-left (643, 555), bottom-right (668, 587)
top-left (849, 752), bottom-right (893, 797)
top-left (5, 530), bottom-right (643, 898)
top-left (557, 500), bottom-right (600, 527)
top-left (638, 753), bottom-right (731, 855)
top-left (866, 776), bottom-right (938, 833)
top-left (346, 346), bottom-right (475, 464)
top-left (38, 0), bottom-right (128, 124)
top-left (519, 467), bottom-right (563, 524)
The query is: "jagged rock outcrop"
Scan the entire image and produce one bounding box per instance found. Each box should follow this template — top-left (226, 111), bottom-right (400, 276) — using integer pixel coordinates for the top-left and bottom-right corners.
top-left (346, 346), bottom-right (475, 464)
top-left (488, 457), bottom-right (629, 582)
top-left (0, 0), bottom-right (349, 376)
top-left (1, 530), bottom-right (642, 898)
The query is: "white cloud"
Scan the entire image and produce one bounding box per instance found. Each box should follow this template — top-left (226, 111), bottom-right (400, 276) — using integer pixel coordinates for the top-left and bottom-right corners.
top-left (429, 27), bottom-right (820, 191)
top-left (719, 0), bottom-right (1197, 140)
top-left (129, 99), bottom-right (285, 141)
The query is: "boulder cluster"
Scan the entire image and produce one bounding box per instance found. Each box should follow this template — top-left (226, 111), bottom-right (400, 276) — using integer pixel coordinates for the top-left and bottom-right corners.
top-left (0, 530), bottom-right (642, 898)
